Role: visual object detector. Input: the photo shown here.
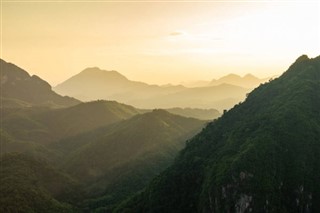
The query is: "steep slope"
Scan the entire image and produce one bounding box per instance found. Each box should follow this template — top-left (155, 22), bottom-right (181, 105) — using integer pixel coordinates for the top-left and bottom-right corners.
top-left (116, 55), bottom-right (320, 213)
top-left (0, 59), bottom-right (80, 108)
top-left (54, 110), bottom-right (205, 211)
top-left (0, 153), bottom-right (82, 213)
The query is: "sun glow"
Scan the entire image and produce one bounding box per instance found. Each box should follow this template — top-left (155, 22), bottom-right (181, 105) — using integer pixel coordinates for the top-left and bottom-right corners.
top-left (2, 1), bottom-right (320, 85)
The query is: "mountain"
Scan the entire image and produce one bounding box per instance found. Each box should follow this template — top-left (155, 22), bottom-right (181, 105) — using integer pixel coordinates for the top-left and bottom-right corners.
top-left (1, 100), bottom-right (140, 153)
top-left (52, 109), bottom-right (205, 212)
top-left (0, 59), bottom-right (80, 108)
top-left (115, 55), bottom-right (320, 213)
top-left (210, 73), bottom-right (270, 88)
top-left (180, 74), bottom-right (269, 88)
top-left (0, 153), bottom-right (81, 213)
top-left (128, 83), bottom-right (249, 111)
top-left (54, 67), bottom-right (185, 102)
top-left (53, 68), bottom-right (249, 111)
top-left (138, 107), bottom-right (221, 120)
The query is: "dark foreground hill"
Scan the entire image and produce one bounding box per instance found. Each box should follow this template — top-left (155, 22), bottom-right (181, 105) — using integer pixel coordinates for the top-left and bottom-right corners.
top-left (115, 55), bottom-right (320, 213)
top-left (0, 106), bottom-right (205, 212)
top-left (0, 153), bottom-right (81, 213)
top-left (0, 59), bottom-right (80, 108)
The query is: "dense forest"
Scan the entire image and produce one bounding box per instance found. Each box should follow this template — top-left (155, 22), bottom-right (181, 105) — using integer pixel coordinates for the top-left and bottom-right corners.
top-left (115, 55), bottom-right (320, 212)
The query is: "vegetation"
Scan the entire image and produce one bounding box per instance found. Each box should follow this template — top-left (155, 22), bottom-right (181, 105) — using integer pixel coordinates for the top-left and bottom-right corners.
top-left (115, 55), bottom-right (320, 212)
top-left (1, 100), bottom-right (141, 149)
top-left (52, 109), bottom-right (205, 211)
top-left (1, 55), bottom-right (320, 212)
top-left (0, 109), bottom-right (205, 212)
top-left (0, 153), bottom-right (81, 213)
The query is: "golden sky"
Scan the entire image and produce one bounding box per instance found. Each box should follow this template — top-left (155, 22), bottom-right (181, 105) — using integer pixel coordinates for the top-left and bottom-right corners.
top-left (2, 0), bottom-right (320, 86)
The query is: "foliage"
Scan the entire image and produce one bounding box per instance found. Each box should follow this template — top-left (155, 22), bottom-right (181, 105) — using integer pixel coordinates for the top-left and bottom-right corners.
top-left (0, 153), bottom-right (82, 213)
top-left (115, 55), bottom-right (320, 212)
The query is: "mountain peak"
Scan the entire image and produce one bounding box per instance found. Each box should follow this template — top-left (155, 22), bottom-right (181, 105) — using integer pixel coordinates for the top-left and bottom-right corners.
top-left (280, 55), bottom-right (319, 82)
top-left (243, 73), bottom-right (258, 79)
top-left (295, 54), bottom-right (309, 63)
top-left (219, 73), bottom-right (241, 80)
top-left (210, 73), bottom-right (267, 89)
top-left (79, 67), bottom-right (128, 81)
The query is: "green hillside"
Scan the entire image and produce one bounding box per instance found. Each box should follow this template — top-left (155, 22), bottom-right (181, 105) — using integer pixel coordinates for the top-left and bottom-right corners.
top-left (54, 109), bottom-right (205, 212)
top-left (1, 100), bottom-right (204, 212)
top-left (115, 55), bottom-right (320, 213)
top-left (0, 153), bottom-right (81, 213)
top-left (1, 100), bottom-right (141, 149)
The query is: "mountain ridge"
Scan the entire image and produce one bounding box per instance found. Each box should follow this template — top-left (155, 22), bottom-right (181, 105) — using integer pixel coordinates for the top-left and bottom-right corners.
top-left (115, 55), bottom-right (320, 212)
top-left (0, 58), bottom-right (80, 108)
top-left (51, 109), bottom-right (206, 211)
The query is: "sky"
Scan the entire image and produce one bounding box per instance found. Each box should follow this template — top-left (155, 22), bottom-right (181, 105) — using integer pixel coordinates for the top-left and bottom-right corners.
top-left (1, 0), bottom-right (320, 86)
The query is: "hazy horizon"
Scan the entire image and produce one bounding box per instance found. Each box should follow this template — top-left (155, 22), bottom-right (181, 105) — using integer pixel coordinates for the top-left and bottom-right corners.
top-left (2, 1), bottom-right (320, 86)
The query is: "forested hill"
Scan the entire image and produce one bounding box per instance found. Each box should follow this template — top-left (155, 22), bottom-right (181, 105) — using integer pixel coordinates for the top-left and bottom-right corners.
top-left (115, 55), bottom-right (320, 213)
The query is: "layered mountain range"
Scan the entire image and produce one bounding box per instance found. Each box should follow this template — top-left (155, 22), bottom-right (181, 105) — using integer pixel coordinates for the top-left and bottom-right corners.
top-left (0, 59), bottom-right (206, 212)
top-left (1, 55), bottom-right (319, 213)
top-left (53, 68), bottom-right (265, 111)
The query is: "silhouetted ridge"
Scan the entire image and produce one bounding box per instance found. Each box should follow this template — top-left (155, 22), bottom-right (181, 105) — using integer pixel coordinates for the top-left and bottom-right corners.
top-left (115, 55), bottom-right (320, 213)
top-left (54, 67), bottom-right (248, 111)
top-left (0, 59), bottom-right (80, 108)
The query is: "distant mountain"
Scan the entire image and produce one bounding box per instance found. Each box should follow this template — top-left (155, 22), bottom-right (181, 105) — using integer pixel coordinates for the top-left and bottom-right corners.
top-left (53, 109), bottom-right (205, 211)
top-left (210, 73), bottom-right (270, 88)
top-left (54, 67), bottom-right (185, 102)
top-left (0, 153), bottom-right (81, 213)
top-left (0, 59), bottom-right (80, 108)
top-left (129, 83), bottom-right (250, 111)
top-left (115, 55), bottom-right (320, 212)
top-left (54, 68), bottom-right (249, 111)
top-left (180, 74), bottom-right (270, 88)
